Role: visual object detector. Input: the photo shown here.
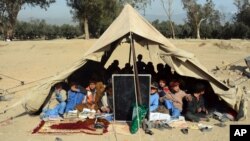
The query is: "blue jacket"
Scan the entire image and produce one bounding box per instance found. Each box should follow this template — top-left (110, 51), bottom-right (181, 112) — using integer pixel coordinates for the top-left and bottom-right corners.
top-left (65, 89), bottom-right (85, 113)
top-left (150, 93), bottom-right (159, 112)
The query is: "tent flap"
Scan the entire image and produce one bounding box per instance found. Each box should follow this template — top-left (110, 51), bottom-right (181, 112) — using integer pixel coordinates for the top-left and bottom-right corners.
top-left (23, 59), bottom-right (88, 113)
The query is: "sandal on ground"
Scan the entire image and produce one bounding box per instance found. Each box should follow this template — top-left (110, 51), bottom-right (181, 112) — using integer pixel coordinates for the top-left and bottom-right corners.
top-left (181, 128), bottom-right (188, 134)
top-left (145, 130), bottom-right (154, 135)
top-left (200, 127), bottom-right (212, 132)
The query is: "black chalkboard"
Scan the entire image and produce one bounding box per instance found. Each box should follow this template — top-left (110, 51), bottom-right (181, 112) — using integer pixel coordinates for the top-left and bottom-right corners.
top-left (112, 74), bottom-right (150, 121)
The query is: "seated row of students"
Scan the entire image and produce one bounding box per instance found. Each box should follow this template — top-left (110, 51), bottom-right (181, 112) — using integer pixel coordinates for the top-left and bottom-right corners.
top-left (40, 80), bottom-right (113, 119)
top-left (149, 79), bottom-right (209, 122)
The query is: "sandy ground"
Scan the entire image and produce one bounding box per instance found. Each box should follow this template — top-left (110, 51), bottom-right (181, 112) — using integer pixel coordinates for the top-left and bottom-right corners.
top-left (0, 39), bottom-right (250, 141)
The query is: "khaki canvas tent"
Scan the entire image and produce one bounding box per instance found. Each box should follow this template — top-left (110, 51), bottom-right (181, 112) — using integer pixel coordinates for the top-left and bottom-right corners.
top-left (23, 4), bottom-right (247, 119)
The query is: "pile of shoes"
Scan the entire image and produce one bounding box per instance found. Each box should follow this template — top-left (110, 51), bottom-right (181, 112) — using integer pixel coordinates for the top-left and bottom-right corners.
top-left (152, 121), bottom-right (172, 131)
top-left (213, 111), bottom-right (229, 122)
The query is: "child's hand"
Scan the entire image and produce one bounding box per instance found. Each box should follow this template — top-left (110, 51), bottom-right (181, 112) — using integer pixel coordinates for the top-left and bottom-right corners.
top-left (202, 107), bottom-right (208, 114)
top-left (86, 86), bottom-right (90, 91)
top-left (197, 107), bottom-right (202, 113)
top-left (185, 95), bottom-right (192, 102)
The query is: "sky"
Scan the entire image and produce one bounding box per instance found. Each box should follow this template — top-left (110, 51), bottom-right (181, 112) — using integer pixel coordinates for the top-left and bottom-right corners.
top-left (17, 0), bottom-right (237, 25)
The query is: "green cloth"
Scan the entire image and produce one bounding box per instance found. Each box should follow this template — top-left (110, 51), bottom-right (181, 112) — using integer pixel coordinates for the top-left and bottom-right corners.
top-left (130, 104), bottom-right (148, 134)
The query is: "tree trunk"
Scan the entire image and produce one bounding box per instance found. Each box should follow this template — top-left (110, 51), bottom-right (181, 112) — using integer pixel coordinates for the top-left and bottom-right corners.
top-left (0, 21), bottom-right (3, 35)
top-left (196, 26), bottom-right (200, 39)
top-left (83, 17), bottom-right (90, 40)
top-left (5, 2), bottom-right (21, 40)
top-left (161, 0), bottom-right (175, 39)
top-left (170, 21), bottom-right (175, 39)
top-left (6, 27), bottom-right (13, 40)
top-left (196, 18), bottom-right (206, 39)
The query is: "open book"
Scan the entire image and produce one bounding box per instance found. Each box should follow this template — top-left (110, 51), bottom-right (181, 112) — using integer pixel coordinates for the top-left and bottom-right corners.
top-left (149, 112), bottom-right (171, 121)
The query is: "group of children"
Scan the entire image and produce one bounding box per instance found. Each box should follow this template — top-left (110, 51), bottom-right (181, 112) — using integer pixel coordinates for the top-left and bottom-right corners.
top-left (40, 54), bottom-right (210, 125)
top-left (40, 78), bottom-right (209, 123)
top-left (40, 81), bottom-right (113, 120)
top-left (149, 79), bottom-right (209, 122)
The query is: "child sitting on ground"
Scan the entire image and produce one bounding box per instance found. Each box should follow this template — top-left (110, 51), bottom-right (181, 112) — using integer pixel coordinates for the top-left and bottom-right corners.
top-left (40, 83), bottom-right (67, 119)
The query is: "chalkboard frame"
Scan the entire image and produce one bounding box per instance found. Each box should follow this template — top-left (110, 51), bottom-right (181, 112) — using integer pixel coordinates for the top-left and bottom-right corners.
top-left (112, 74), bottom-right (151, 122)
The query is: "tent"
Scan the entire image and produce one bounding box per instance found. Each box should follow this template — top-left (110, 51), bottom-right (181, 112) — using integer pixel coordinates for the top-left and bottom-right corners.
top-left (23, 4), bottom-right (247, 119)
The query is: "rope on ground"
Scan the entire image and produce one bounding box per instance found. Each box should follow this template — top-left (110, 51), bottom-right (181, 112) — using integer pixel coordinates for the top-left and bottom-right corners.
top-left (0, 75), bottom-right (53, 96)
top-left (0, 73), bottom-right (24, 83)
top-left (0, 75), bottom-right (53, 114)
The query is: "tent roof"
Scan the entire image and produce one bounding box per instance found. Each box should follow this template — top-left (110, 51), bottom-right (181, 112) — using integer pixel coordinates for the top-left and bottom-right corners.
top-left (83, 4), bottom-right (229, 90)
top-left (84, 4), bottom-right (179, 56)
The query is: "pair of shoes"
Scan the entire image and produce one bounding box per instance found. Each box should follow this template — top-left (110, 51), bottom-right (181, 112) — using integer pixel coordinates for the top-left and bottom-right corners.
top-left (55, 137), bottom-right (63, 141)
top-left (200, 127), bottom-right (212, 132)
top-left (145, 130), bottom-right (154, 135)
top-left (181, 128), bottom-right (188, 134)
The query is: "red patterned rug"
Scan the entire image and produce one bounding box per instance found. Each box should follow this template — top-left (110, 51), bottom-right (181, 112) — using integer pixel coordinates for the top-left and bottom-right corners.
top-left (32, 118), bottom-right (109, 135)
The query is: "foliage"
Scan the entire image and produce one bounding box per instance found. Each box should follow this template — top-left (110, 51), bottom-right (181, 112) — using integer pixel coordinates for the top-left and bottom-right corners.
top-left (3, 0), bottom-right (250, 40)
top-left (0, 0), bottom-right (55, 40)
top-left (234, 0), bottom-right (250, 27)
top-left (151, 19), bottom-right (250, 39)
top-left (181, 0), bottom-right (221, 38)
top-left (14, 19), bottom-right (81, 40)
top-left (66, 0), bottom-right (120, 38)
top-left (119, 0), bottom-right (152, 11)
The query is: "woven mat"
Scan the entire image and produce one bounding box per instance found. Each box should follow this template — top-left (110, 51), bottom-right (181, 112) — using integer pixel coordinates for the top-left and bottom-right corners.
top-left (32, 119), bottom-right (109, 135)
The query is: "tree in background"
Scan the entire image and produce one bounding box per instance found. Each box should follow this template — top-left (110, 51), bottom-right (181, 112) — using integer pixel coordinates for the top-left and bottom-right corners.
top-left (0, 1), bottom-right (10, 39)
top-left (119, 0), bottom-right (152, 13)
top-left (66, 0), bottom-right (119, 39)
top-left (160, 0), bottom-right (175, 39)
top-left (182, 0), bottom-right (221, 39)
top-left (152, 20), bottom-right (192, 39)
top-left (14, 19), bottom-right (81, 40)
top-left (200, 0), bottom-right (221, 39)
top-left (0, 1), bottom-right (6, 36)
top-left (234, 0), bottom-right (250, 27)
top-left (0, 0), bottom-right (55, 40)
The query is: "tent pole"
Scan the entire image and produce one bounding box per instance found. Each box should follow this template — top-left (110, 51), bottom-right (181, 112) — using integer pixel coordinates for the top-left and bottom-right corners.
top-left (130, 33), bottom-right (142, 105)
top-left (129, 41), bottom-right (132, 64)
